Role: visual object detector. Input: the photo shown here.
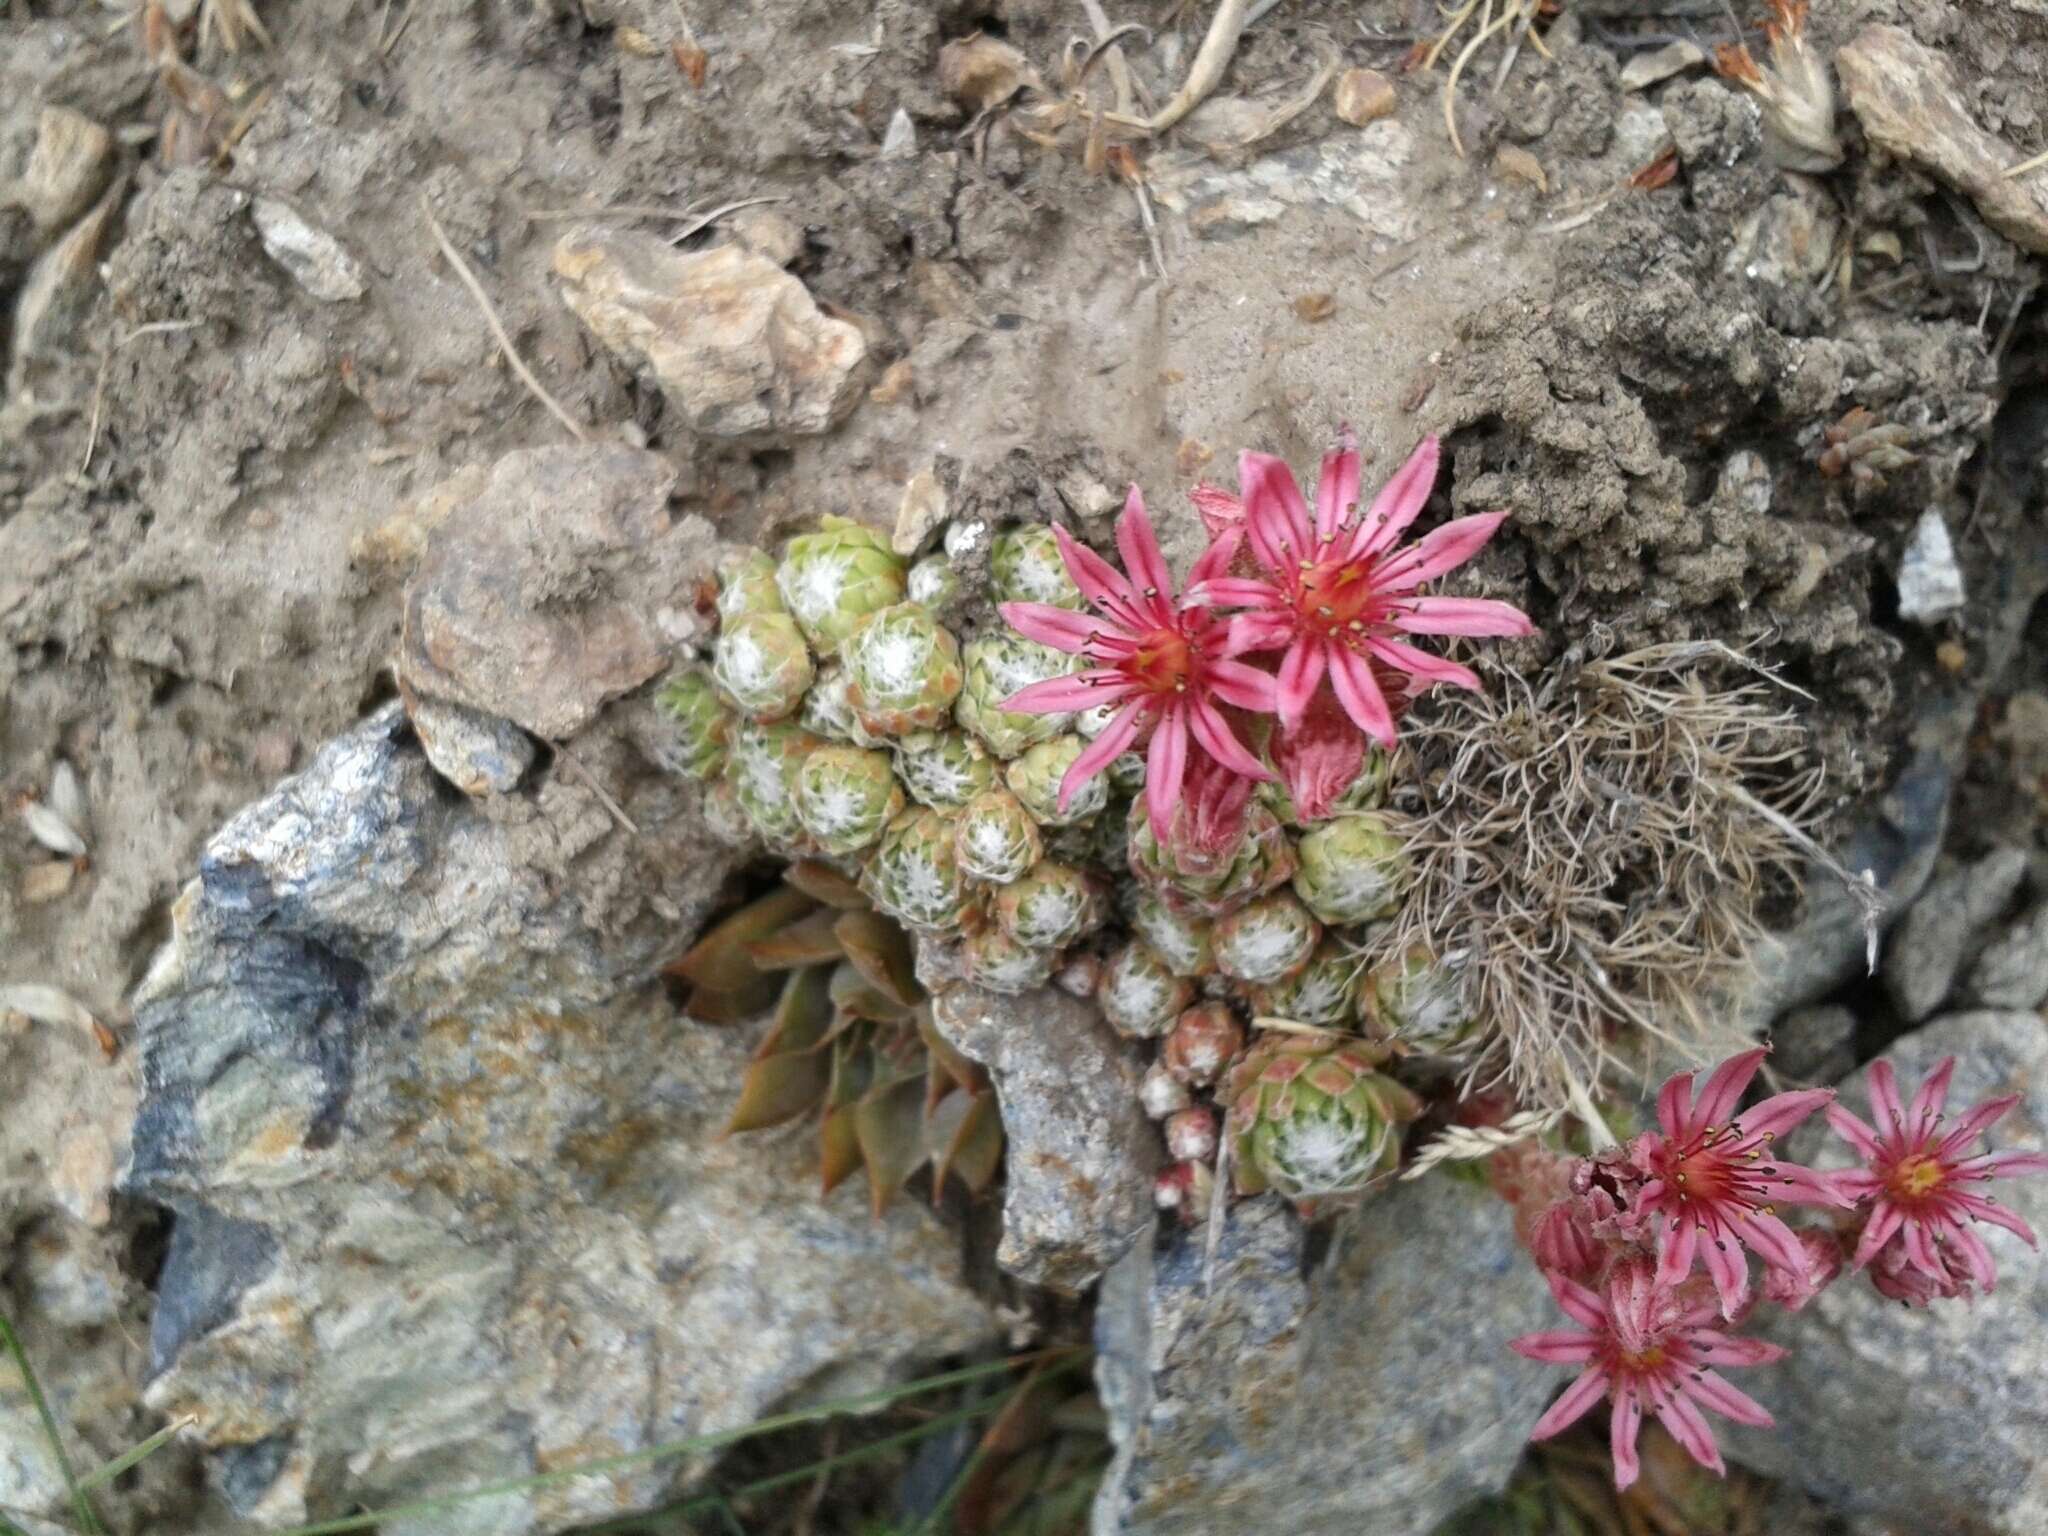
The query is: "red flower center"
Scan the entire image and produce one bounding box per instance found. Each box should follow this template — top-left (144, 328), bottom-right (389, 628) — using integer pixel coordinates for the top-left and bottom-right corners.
top-left (1126, 627), bottom-right (1197, 696)
top-left (1886, 1152), bottom-right (1947, 1204)
top-left (1295, 555), bottom-right (1389, 643)
top-left (1659, 1126), bottom-right (1778, 1217)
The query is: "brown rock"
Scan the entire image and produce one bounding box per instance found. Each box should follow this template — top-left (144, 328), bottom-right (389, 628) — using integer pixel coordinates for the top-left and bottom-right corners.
top-left (8, 106), bottom-right (114, 238)
top-left (1333, 68), bottom-right (1397, 127)
top-left (1838, 25), bottom-right (2048, 255)
top-left (552, 231), bottom-right (867, 440)
top-left (399, 443), bottom-right (681, 739)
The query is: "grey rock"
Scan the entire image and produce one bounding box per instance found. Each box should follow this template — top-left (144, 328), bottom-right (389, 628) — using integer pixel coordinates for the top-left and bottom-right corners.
top-left (1882, 846), bottom-right (2028, 1022)
top-left (6, 105), bottom-right (114, 239)
top-left (398, 443), bottom-right (700, 741)
top-left (1092, 1185), bottom-right (1552, 1536)
top-left (1896, 508), bottom-right (1965, 624)
top-left (1966, 900), bottom-right (2048, 1010)
top-left (405, 692), bottom-right (536, 796)
top-left (1619, 40), bottom-right (1706, 93)
top-left (552, 232), bottom-right (867, 440)
top-left (931, 983), bottom-right (1157, 1293)
top-left (1771, 1002), bottom-right (1857, 1084)
top-left (1726, 1010), bottom-right (2048, 1534)
top-left (251, 197), bottom-right (367, 302)
top-left (126, 706), bottom-right (997, 1534)
top-left (1145, 124), bottom-right (1421, 240)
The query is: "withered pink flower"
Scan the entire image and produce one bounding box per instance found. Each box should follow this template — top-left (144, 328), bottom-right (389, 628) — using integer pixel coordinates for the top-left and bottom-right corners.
top-left (1188, 432), bottom-right (1534, 742)
top-left (1635, 1047), bottom-right (1849, 1317)
top-left (1512, 1258), bottom-right (1784, 1490)
top-left (1270, 680), bottom-right (1411, 823)
top-left (999, 489), bottom-right (1277, 833)
top-left (1759, 1227), bottom-right (1844, 1312)
top-left (1828, 1056), bottom-right (2048, 1298)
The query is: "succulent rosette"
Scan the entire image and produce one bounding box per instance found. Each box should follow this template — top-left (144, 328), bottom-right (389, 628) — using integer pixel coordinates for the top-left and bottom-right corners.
top-left (1097, 940), bottom-right (1196, 1039)
top-left (894, 729), bottom-right (996, 809)
top-left (793, 745), bottom-right (904, 856)
top-left (1223, 1032), bottom-right (1422, 1204)
top-left (654, 666), bottom-right (732, 780)
top-left (1247, 937), bottom-right (1358, 1028)
top-left (1162, 1002), bottom-right (1245, 1088)
top-left (961, 925), bottom-right (1058, 996)
top-left (713, 610), bottom-right (816, 721)
top-left (725, 719), bottom-right (825, 851)
top-left (843, 601), bottom-right (965, 736)
top-left (1358, 942), bottom-right (1476, 1056)
top-left (1128, 760), bottom-right (1297, 919)
top-left (1213, 891), bottom-right (1323, 985)
top-left (798, 663), bottom-right (880, 747)
top-left (995, 861), bottom-right (1104, 951)
top-left (775, 515), bottom-right (909, 656)
top-left (700, 776), bottom-right (758, 849)
top-left (907, 554), bottom-right (962, 610)
top-left (716, 548), bottom-right (785, 621)
top-left (956, 634), bottom-right (1080, 758)
top-left (1291, 811), bottom-right (1409, 925)
top-left (862, 806), bottom-right (973, 933)
top-left (1006, 735), bottom-right (1109, 828)
top-left (954, 789), bottom-right (1043, 885)
top-left (990, 525), bottom-right (1086, 610)
top-left (1128, 890), bottom-right (1215, 978)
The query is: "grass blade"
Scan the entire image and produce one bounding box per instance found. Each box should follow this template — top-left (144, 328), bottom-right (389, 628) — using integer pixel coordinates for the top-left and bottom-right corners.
top-left (0, 1312), bottom-right (105, 1536)
top-left (77, 1414), bottom-right (196, 1494)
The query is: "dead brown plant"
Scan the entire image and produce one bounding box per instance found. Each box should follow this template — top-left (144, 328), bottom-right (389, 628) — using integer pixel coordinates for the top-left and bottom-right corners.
top-left (1365, 637), bottom-right (1878, 1121)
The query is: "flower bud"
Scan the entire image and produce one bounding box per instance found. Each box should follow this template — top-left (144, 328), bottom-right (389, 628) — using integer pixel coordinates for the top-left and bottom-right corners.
top-left (1140, 1061), bottom-right (1193, 1119)
top-left (1163, 1002), bottom-right (1245, 1088)
top-left (1165, 1106), bottom-right (1219, 1163)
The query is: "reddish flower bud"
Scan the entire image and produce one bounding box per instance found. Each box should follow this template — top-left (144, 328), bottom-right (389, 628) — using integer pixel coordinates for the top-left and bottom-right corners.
top-left (1163, 1002), bottom-right (1245, 1088)
top-left (1166, 1105), bottom-right (1219, 1163)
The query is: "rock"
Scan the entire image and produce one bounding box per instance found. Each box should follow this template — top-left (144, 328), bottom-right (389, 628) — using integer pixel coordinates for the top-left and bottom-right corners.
top-left (1333, 68), bottom-right (1397, 126)
top-left (1965, 901), bottom-right (2048, 1010)
top-left (937, 33), bottom-right (1039, 113)
top-left (1726, 1010), bottom-right (2048, 1534)
top-left (880, 107), bottom-right (917, 159)
top-left (1092, 1184), bottom-right (1552, 1536)
top-left (6, 105), bottom-right (115, 239)
top-left (1895, 508), bottom-right (1965, 624)
top-left (398, 442), bottom-right (691, 740)
top-left (126, 705), bottom-right (997, 1534)
top-left (1882, 846), bottom-right (2028, 1022)
top-left (8, 176), bottom-right (122, 375)
top-left (1619, 40), bottom-right (1706, 93)
top-left (892, 465), bottom-right (948, 556)
top-left (404, 691), bottom-right (536, 796)
top-left (1837, 26), bottom-right (2048, 256)
top-left (728, 205), bottom-right (802, 268)
top-left (251, 197), bottom-right (367, 302)
top-left (1146, 124), bottom-right (1421, 242)
top-left (930, 984), bottom-right (1156, 1292)
top-left (1771, 1002), bottom-right (1857, 1084)
top-left (552, 232), bottom-right (867, 440)
top-left (1725, 179), bottom-right (1839, 288)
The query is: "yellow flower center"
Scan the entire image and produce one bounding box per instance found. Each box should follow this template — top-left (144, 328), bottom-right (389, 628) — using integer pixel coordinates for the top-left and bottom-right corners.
top-left (1888, 1154), bottom-right (1946, 1202)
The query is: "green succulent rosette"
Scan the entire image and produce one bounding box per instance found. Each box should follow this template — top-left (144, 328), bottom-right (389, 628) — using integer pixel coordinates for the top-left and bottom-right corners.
top-left (1004, 734), bottom-right (1108, 829)
top-left (842, 602), bottom-right (964, 736)
top-left (726, 719), bottom-right (825, 851)
top-left (895, 729), bottom-right (997, 809)
top-left (716, 549), bottom-right (785, 621)
top-left (989, 525), bottom-right (1085, 610)
top-left (1128, 802), bottom-right (1296, 921)
top-left (1246, 938), bottom-right (1358, 1028)
top-left (1213, 891), bottom-right (1323, 985)
top-left (954, 789), bottom-right (1043, 885)
top-left (1358, 942), bottom-right (1478, 1057)
top-left (861, 806), bottom-right (972, 934)
top-left (798, 663), bottom-right (882, 747)
top-left (1128, 889), bottom-right (1215, 978)
top-left (1222, 1033), bottom-right (1422, 1205)
top-left (994, 860), bottom-right (1103, 951)
top-left (700, 776), bottom-right (759, 849)
top-left (961, 926), bottom-right (1057, 997)
top-left (775, 515), bottom-right (908, 656)
top-left (907, 555), bottom-right (961, 611)
top-left (793, 745), bottom-right (905, 856)
top-left (654, 666), bottom-right (732, 780)
top-left (1291, 812), bottom-right (1409, 926)
top-left (713, 610), bottom-right (815, 721)
top-left (955, 634), bottom-right (1078, 759)
top-left (1096, 940), bottom-right (1195, 1039)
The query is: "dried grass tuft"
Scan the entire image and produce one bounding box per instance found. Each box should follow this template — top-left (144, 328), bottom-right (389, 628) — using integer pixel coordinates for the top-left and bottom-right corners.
top-left (1367, 637), bottom-right (1877, 1118)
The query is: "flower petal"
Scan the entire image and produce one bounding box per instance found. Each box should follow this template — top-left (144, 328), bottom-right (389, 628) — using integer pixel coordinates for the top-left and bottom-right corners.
top-left (1934, 1092), bottom-right (2023, 1160)
top-left (1188, 526), bottom-right (1245, 588)
top-left (1510, 1329), bottom-right (1600, 1364)
top-left (1951, 1192), bottom-right (2040, 1245)
top-left (1609, 1383), bottom-right (1644, 1491)
top-left (1658, 1073), bottom-right (1698, 1140)
top-left (1187, 576), bottom-right (1289, 610)
top-left (1826, 1104), bottom-right (1884, 1162)
top-left (1656, 1390), bottom-right (1727, 1476)
top-left (1693, 1048), bottom-right (1769, 1131)
top-left (1114, 488), bottom-right (1176, 625)
top-left (1907, 1056), bottom-right (1957, 1140)
top-left (1363, 635), bottom-right (1480, 693)
top-left (1549, 1272), bottom-right (1608, 1331)
top-left (1205, 657), bottom-right (1280, 713)
top-left (1734, 1087), bottom-right (1833, 1144)
top-left (1058, 701), bottom-right (1144, 811)
top-left (1350, 435), bottom-right (1440, 560)
top-left (1221, 611), bottom-right (1297, 657)
top-left (1657, 1214), bottom-right (1700, 1287)
top-left (1329, 645), bottom-right (1398, 747)
top-left (1954, 1150), bottom-right (2048, 1182)
top-left (1315, 426), bottom-right (1362, 544)
top-left (1686, 1370), bottom-right (1775, 1429)
top-left (999, 601), bottom-right (1133, 655)
top-left (1390, 595), bottom-right (1537, 637)
top-left (1187, 698), bottom-right (1274, 783)
top-left (1190, 483), bottom-right (1244, 537)
top-left (1736, 1212), bottom-right (1810, 1281)
top-left (1050, 522), bottom-right (1146, 629)
top-left (1950, 1221), bottom-right (2000, 1293)
top-left (1372, 511), bottom-right (1512, 593)
top-left (1867, 1060), bottom-right (1905, 1143)
top-left (1700, 1215), bottom-right (1751, 1318)
top-left (1851, 1199), bottom-right (1908, 1268)
top-left (1530, 1367), bottom-right (1611, 1442)
top-left (1145, 706), bottom-right (1190, 839)
top-left (1276, 640), bottom-right (1329, 732)
top-left (1002, 671), bottom-right (1136, 714)
top-left (1239, 451), bottom-right (1315, 570)
top-left (1689, 1331), bottom-right (1787, 1367)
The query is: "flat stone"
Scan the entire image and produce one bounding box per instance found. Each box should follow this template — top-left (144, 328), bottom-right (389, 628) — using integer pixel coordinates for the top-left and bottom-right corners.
top-left (1965, 900), bottom-right (2048, 1010)
top-left (8, 105), bottom-right (115, 238)
top-left (1896, 507), bottom-right (1965, 624)
top-left (1882, 846), bottom-right (2029, 1022)
top-left (1147, 124), bottom-right (1421, 241)
top-left (1333, 68), bottom-right (1397, 126)
top-left (1837, 25), bottom-right (2048, 255)
top-left (553, 232), bottom-right (867, 440)
top-left (930, 983), bottom-right (1156, 1292)
top-left (404, 691), bottom-right (536, 796)
top-left (126, 706), bottom-right (997, 1534)
top-left (398, 443), bottom-right (685, 740)
top-left (1092, 1184), bottom-right (1553, 1535)
top-left (1771, 1002), bottom-right (1857, 1084)
top-left (1619, 40), bottom-right (1707, 93)
top-left (1726, 1010), bottom-right (2048, 1534)
top-left (251, 197), bottom-right (367, 302)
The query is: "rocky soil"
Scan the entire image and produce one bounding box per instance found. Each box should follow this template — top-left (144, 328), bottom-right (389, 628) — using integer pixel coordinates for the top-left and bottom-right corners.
top-left (4, 0), bottom-right (2048, 1533)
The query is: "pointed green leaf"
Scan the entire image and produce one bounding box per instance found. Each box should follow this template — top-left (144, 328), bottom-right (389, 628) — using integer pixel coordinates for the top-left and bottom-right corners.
top-left (683, 974), bottom-right (781, 1024)
top-left (759, 964), bottom-right (835, 1056)
top-left (783, 859), bottom-right (868, 909)
top-left (830, 960), bottom-right (913, 1025)
top-left (832, 908), bottom-right (921, 1008)
top-left (938, 1091), bottom-right (1004, 1197)
top-left (853, 1072), bottom-right (928, 1216)
top-left (722, 1049), bottom-right (830, 1135)
top-left (745, 909), bottom-right (849, 970)
top-left (668, 887), bottom-right (816, 991)
top-left (818, 1104), bottom-right (863, 1194)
